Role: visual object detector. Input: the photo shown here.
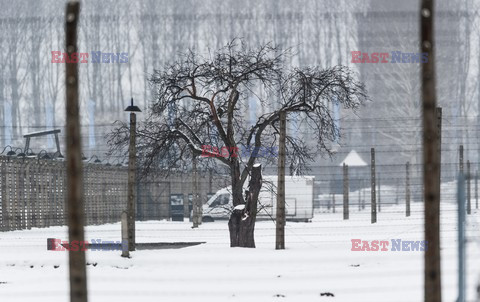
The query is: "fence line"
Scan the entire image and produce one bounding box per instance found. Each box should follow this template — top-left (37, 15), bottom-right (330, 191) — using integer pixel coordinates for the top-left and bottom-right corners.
top-left (0, 155), bottom-right (233, 232)
top-left (2, 153), bottom-right (474, 231)
top-left (0, 156), bottom-right (128, 231)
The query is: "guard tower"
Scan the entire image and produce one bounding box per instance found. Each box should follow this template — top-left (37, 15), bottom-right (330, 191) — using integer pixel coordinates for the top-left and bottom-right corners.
top-left (23, 129), bottom-right (62, 157)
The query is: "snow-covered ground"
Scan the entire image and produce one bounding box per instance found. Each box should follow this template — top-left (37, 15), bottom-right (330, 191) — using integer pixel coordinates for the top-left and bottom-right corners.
top-left (0, 202), bottom-right (479, 302)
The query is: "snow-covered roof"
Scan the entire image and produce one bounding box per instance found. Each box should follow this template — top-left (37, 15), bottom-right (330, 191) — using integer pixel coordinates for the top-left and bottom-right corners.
top-left (339, 150), bottom-right (367, 167)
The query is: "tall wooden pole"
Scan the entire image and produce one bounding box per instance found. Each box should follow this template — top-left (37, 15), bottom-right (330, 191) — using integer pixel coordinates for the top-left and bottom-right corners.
top-left (121, 211), bottom-right (129, 258)
top-left (421, 0), bottom-right (442, 300)
top-left (436, 107), bottom-right (442, 199)
top-left (371, 148), bottom-right (376, 224)
top-left (127, 111), bottom-right (137, 251)
top-left (362, 179), bottom-right (365, 209)
top-left (192, 155), bottom-right (200, 227)
top-left (377, 173), bottom-right (381, 212)
top-left (65, 2), bottom-right (87, 301)
top-left (406, 161), bottom-right (410, 217)
top-left (343, 163), bottom-right (349, 220)
top-left (475, 170), bottom-right (478, 209)
top-left (332, 193), bottom-right (335, 213)
top-left (467, 160), bottom-right (471, 215)
top-left (209, 169), bottom-right (212, 193)
top-left (459, 145), bottom-right (464, 174)
top-left (358, 185), bottom-right (361, 211)
top-left (275, 111), bottom-right (286, 250)
top-left (457, 173), bottom-right (466, 302)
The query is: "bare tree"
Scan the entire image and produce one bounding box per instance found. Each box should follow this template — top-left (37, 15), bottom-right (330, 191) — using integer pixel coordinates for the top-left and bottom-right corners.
top-left (44, 11), bottom-right (63, 129)
top-left (28, 13), bottom-right (47, 129)
top-left (108, 40), bottom-right (368, 247)
top-left (5, 2), bottom-right (29, 142)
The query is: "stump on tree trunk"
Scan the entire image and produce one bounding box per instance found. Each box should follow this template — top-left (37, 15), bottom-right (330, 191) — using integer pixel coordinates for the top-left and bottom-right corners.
top-left (228, 164), bottom-right (262, 248)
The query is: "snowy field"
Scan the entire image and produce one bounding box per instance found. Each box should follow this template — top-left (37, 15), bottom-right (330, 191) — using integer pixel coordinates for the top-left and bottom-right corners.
top-left (0, 202), bottom-right (479, 302)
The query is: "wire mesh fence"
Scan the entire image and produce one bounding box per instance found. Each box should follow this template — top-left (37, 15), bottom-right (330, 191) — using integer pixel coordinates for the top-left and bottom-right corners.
top-left (1, 149), bottom-right (478, 230)
top-left (0, 156), bottom-right (128, 231)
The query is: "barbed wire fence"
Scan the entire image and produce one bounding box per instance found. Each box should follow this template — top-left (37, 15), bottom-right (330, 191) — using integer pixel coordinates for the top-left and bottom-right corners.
top-left (0, 143), bottom-right (479, 301)
top-left (0, 146), bottom-right (478, 228)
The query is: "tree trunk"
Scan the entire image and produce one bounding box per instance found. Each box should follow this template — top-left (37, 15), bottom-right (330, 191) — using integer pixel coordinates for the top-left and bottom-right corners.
top-left (228, 164), bottom-right (262, 248)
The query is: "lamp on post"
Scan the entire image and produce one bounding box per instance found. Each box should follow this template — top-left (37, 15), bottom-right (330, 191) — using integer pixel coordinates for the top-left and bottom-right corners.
top-left (125, 98), bottom-right (141, 251)
top-left (87, 155), bottom-right (102, 163)
top-left (37, 150), bottom-right (52, 160)
top-left (1, 146), bottom-right (16, 156)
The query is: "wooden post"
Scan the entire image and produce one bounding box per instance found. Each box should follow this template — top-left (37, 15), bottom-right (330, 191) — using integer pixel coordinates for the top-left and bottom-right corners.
top-left (467, 160), bottom-right (471, 215)
top-left (13, 160), bottom-right (19, 230)
top-left (45, 162), bottom-right (52, 227)
top-left (436, 107), bottom-right (442, 202)
top-left (358, 186), bottom-right (361, 211)
top-left (38, 160), bottom-right (45, 228)
top-left (377, 173), bottom-right (381, 213)
top-left (362, 179), bottom-right (365, 209)
top-left (421, 0), bottom-right (442, 299)
top-left (127, 111), bottom-right (137, 251)
top-left (21, 161), bottom-right (26, 229)
top-left (1, 157), bottom-right (7, 231)
top-left (100, 167), bottom-right (106, 225)
top-left (65, 2), bottom-right (88, 301)
top-left (457, 173), bottom-right (466, 302)
top-left (86, 166), bottom-right (92, 226)
top-left (406, 162), bottom-right (411, 217)
top-left (32, 161), bottom-right (38, 228)
top-left (7, 160), bottom-right (13, 230)
top-left (192, 155), bottom-right (200, 227)
top-left (197, 167), bottom-right (202, 225)
top-left (121, 211), bottom-right (129, 258)
top-left (459, 145), bottom-right (464, 174)
top-left (275, 111), bottom-right (286, 250)
top-left (332, 193), bottom-right (335, 213)
top-left (96, 166), bottom-right (101, 225)
top-left (25, 160), bottom-right (32, 229)
top-left (6, 160), bottom-right (13, 230)
top-left (475, 170), bottom-right (478, 209)
top-left (343, 163), bottom-right (349, 220)
top-left (371, 148), bottom-right (376, 224)
top-left (51, 162), bottom-right (58, 226)
top-left (20, 160), bottom-right (26, 229)
top-left (105, 167), bottom-right (109, 224)
top-left (209, 169), bottom-right (212, 193)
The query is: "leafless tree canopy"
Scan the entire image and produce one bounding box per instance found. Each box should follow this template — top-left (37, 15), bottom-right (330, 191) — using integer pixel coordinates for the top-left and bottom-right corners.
top-left (108, 39), bottom-right (368, 193)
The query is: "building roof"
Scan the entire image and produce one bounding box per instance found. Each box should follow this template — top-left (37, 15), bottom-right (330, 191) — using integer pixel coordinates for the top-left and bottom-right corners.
top-left (339, 150), bottom-right (367, 167)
